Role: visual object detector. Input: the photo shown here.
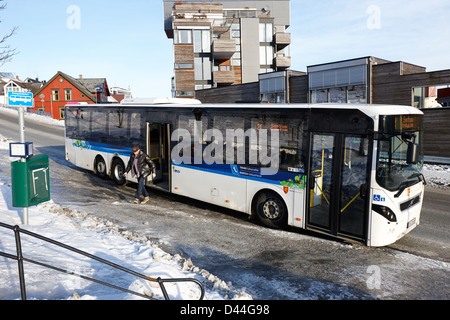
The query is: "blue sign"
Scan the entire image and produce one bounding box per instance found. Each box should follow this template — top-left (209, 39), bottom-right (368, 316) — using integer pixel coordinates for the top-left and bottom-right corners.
top-left (8, 91), bottom-right (33, 107)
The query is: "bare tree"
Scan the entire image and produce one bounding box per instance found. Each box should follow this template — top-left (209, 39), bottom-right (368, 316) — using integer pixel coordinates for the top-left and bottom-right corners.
top-left (0, 0), bottom-right (18, 67)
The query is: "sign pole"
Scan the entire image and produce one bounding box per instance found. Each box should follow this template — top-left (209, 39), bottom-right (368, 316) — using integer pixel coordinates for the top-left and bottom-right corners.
top-left (8, 91), bottom-right (34, 225)
top-left (17, 105), bottom-right (28, 225)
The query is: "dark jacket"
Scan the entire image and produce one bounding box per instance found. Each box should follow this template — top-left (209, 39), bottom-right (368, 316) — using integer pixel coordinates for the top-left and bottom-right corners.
top-left (125, 151), bottom-right (156, 179)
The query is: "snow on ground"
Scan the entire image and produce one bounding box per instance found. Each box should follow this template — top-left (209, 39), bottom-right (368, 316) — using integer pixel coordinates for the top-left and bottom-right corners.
top-left (422, 163), bottom-right (450, 188)
top-left (0, 134), bottom-right (251, 300)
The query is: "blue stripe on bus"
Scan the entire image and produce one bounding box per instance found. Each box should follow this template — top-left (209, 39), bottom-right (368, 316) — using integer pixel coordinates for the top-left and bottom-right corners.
top-left (72, 140), bottom-right (132, 157)
top-left (173, 162), bottom-right (307, 189)
top-left (72, 139), bottom-right (307, 190)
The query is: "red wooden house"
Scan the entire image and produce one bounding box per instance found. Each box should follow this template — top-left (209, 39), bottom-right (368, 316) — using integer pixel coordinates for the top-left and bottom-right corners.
top-left (32, 71), bottom-right (111, 120)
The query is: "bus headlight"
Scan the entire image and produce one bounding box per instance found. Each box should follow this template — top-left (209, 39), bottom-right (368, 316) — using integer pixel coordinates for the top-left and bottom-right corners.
top-left (372, 204), bottom-right (397, 222)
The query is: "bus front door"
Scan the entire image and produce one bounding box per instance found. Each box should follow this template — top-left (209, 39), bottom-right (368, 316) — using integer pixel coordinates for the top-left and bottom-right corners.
top-left (307, 133), bottom-right (369, 243)
top-left (146, 123), bottom-right (171, 191)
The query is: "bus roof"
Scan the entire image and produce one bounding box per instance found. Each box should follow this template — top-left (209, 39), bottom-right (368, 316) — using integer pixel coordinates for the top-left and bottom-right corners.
top-left (69, 99), bottom-right (423, 118)
top-left (120, 97), bottom-right (202, 105)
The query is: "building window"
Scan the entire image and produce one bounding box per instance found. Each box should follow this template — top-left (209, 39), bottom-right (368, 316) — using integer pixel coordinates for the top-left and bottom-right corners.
top-left (231, 23), bottom-right (241, 39)
top-left (174, 29), bottom-right (192, 44)
top-left (310, 85), bottom-right (367, 104)
top-left (195, 84), bottom-right (212, 90)
top-left (194, 57), bottom-right (212, 81)
top-left (59, 107), bottom-right (65, 120)
top-left (311, 89), bottom-right (329, 103)
top-left (329, 87), bottom-right (347, 103)
top-left (259, 46), bottom-right (273, 66)
top-left (259, 22), bottom-right (273, 42)
top-left (175, 63), bottom-right (194, 69)
top-left (193, 29), bottom-right (210, 53)
top-left (348, 85), bottom-right (367, 103)
top-left (52, 89), bottom-right (60, 101)
top-left (65, 89), bottom-right (72, 101)
top-left (309, 65), bottom-right (367, 90)
top-left (175, 90), bottom-right (195, 97)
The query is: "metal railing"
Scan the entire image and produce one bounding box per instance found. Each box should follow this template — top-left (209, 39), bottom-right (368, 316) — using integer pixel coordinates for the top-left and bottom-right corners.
top-left (0, 222), bottom-right (205, 300)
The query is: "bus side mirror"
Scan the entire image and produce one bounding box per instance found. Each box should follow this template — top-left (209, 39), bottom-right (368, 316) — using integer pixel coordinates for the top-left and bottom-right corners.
top-left (407, 143), bottom-right (419, 164)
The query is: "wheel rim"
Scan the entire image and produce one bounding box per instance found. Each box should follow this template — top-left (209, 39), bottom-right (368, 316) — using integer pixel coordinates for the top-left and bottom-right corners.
top-left (262, 199), bottom-right (281, 219)
top-left (114, 165), bottom-right (123, 180)
top-left (114, 164), bottom-right (123, 179)
top-left (97, 160), bottom-right (106, 174)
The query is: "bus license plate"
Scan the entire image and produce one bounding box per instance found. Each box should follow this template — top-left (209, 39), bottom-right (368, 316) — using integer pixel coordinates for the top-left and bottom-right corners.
top-left (407, 217), bottom-right (416, 229)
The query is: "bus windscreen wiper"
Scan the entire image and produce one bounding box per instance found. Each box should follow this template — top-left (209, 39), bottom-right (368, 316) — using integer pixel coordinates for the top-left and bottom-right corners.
top-left (394, 173), bottom-right (426, 198)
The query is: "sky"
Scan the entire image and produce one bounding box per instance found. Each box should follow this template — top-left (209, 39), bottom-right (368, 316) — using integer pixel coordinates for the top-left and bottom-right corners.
top-left (1, 0), bottom-right (450, 98)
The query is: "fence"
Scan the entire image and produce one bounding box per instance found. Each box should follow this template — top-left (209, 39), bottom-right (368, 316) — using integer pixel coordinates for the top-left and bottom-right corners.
top-left (0, 222), bottom-right (205, 300)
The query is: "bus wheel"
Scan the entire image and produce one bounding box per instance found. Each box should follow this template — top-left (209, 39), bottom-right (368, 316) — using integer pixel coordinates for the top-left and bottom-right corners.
top-left (95, 156), bottom-right (107, 179)
top-left (255, 191), bottom-right (288, 229)
top-left (111, 158), bottom-right (126, 186)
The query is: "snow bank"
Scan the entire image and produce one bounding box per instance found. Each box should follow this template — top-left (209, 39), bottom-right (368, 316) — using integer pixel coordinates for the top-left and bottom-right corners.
top-left (0, 105), bottom-right (64, 127)
top-left (0, 193), bottom-right (251, 300)
top-left (423, 164), bottom-right (450, 188)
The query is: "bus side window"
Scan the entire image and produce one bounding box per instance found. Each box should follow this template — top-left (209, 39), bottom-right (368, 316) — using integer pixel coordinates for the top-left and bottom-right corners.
top-left (65, 108), bottom-right (79, 139)
top-left (108, 109), bottom-right (130, 147)
top-left (78, 110), bottom-right (90, 140)
top-left (251, 115), bottom-right (306, 172)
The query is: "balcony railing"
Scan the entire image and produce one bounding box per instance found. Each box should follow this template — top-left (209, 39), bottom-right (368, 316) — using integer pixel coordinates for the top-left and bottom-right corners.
top-left (274, 32), bottom-right (291, 48)
top-left (212, 39), bottom-right (236, 59)
top-left (274, 55), bottom-right (291, 69)
top-left (213, 69), bottom-right (235, 84)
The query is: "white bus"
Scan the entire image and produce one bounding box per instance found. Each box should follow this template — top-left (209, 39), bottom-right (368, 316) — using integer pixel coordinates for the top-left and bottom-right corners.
top-left (64, 99), bottom-right (425, 246)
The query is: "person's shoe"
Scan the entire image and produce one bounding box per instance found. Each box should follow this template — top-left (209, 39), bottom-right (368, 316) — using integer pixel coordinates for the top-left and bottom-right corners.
top-left (133, 199), bottom-right (140, 204)
top-left (141, 197), bottom-right (149, 204)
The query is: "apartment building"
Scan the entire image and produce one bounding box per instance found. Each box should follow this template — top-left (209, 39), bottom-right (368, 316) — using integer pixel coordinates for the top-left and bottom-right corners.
top-left (163, 0), bottom-right (291, 98)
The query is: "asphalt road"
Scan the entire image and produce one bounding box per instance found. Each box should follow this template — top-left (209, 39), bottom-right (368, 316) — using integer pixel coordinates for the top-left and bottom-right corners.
top-left (0, 108), bottom-right (448, 299)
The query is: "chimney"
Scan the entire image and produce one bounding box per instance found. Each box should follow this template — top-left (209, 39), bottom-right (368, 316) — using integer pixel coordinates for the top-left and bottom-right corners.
top-left (79, 74), bottom-right (83, 79)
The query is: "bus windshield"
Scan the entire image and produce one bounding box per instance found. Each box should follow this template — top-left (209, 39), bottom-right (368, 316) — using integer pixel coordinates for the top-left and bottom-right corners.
top-left (376, 114), bottom-right (424, 192)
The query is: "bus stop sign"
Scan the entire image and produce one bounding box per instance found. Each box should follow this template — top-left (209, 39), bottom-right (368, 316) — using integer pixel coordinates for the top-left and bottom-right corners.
top-left (8, 91), bottom-right (33, 107)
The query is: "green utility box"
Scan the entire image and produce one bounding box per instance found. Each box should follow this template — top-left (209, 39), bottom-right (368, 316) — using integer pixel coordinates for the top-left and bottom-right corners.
top-left (11, 154), bottom-right (50, 207)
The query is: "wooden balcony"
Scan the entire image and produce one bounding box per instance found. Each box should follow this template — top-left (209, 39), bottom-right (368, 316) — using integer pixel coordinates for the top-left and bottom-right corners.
top-left (274, 56), bottom-right (291, 69)
top-left (274, 32), bottom-right (291, 48)
top-left (213, 70), bottom-right (235, 84)
top-left (212, 39), bottom-right (236, 59)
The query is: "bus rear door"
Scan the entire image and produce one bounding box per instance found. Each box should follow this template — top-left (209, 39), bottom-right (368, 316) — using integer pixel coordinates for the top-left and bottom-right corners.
top-left (147, 122), bottom-right (171, 191)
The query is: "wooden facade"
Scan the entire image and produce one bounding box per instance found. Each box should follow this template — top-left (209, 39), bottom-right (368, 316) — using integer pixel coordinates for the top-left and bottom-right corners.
top-left (372, 62), bottom-right (450, 106)
top-left (422, 107), bottom-right (450, 158)
top-left (195, 82), bottom-right (260, 103)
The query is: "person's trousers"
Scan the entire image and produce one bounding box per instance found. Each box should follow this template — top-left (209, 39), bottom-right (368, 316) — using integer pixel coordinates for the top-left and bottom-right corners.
top-left (135, 176), bottom-right (149, 200)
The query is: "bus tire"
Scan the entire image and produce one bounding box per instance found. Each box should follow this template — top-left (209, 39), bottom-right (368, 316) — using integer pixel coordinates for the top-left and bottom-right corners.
top-left (111, 158), bottom-right (126, 186)
top-left (95, 156), bottom-right (107, 179)
top-left (255, 191), bottom-right (288, 229)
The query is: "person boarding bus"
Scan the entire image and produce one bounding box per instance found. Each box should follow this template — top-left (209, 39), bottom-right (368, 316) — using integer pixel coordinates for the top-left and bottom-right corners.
top-left (123, 146), bottom-right (156, 204)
